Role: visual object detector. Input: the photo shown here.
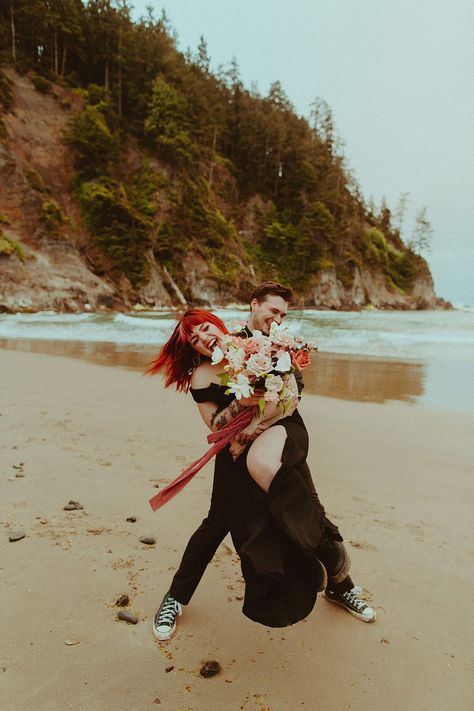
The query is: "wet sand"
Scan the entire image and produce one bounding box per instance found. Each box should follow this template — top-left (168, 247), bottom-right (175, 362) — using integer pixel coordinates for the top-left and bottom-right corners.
top-left (1, 348), bottom-right (473, 710)
top-left (0, 336), bottom-right (430, 406)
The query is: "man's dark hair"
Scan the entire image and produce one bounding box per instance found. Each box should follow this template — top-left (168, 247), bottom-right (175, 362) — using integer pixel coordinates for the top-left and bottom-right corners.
top-left (250, 281), bottom-right (293, 304)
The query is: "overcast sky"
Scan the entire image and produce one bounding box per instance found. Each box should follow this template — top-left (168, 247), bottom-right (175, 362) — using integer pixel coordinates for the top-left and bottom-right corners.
top-left (133, 0), bottom-right (474, 305)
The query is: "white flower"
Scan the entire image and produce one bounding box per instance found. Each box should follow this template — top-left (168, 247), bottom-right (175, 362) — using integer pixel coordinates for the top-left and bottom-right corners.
top-left (211, 346), bottom-right (225, 365)
top-left (265, 374), bottom-right (284, 392)
top-left (227, 373), bottom-right (253, 399)
top-left (226, 347), bottom-right (246, 370)
top-left (246, 353), bottom-right (273, 376)
top-left (269, 321), bottom-right (298, 348)
top-left (275, 351), bottom-right (292, 372)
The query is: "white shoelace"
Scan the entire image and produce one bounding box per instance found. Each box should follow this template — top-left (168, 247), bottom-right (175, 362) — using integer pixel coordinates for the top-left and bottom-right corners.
top-left (342, 590), bottom-right (366, 610)
top-left (157, 598), bottom-right (179, 627)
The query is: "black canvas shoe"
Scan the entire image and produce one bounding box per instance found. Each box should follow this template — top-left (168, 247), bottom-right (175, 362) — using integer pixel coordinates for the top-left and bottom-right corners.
top-left (325, 587), bottom-right (376, 622)
top-left (153, 592), bottom-right (182, 641)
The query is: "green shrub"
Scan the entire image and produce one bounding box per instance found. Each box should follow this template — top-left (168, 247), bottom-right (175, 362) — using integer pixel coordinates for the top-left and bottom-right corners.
top-left (0, 69), bottom-right (13, 111)
top-left (0, 213), bottom-right (10, 225)
top-left (336, 260), bottom-right (356, 290)
top-left (145, 76), bottom-right (197, 168)
top-left (361, 226), bottom-right (422, 292)
top-left (313, 257), bottom-right (335, 270)
top-left (66, 104), bottom-right (120, 180)
top-left (78, 179), bottom-right (152, 287)
top-left (24, 166), bottom-right (50, 193)
top-left (0, 231), bottom-right (25, 262)
top-left (128, 161), bottom-right (165, 219)
top-left (40, 200), bottom-right (68, 234)
top-left (31, 74), bottom-right (53, 95)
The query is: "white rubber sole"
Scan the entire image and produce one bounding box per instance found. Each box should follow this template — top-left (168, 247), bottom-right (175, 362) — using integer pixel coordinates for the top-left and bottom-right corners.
top-left (324, 594), bottom-right (376, 622)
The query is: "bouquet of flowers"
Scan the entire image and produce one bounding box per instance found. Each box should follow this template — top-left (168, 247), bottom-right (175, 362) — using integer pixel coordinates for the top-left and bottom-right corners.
top-left (211, 321), bottom-right (317, 414)
top-left (149, 321), bottom-right (317, 512)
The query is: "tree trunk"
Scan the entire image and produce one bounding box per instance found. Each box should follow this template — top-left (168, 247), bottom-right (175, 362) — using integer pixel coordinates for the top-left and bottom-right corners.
top-left (104, 60), bottom-right (109, 91)
top-left (117, 28), bottom-right (122, 118)
top-left (61, 39), bottom-right (68, 77)
top-left (54, 28), bottom-right (59, 74)
top-left (208, 125), bottom-right (218, 188)
top-left (10, 3), bottom-right (16, 63)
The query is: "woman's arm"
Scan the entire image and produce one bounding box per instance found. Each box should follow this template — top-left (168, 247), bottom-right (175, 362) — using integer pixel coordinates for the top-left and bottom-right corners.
top-left (230, 374), bottom-right (299, 455)
top-left (191, 362), bottom-right (261, 432)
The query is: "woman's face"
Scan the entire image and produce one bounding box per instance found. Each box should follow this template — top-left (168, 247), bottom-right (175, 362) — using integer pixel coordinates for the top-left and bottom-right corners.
top-left (188, 321), bottom-right (224, 357)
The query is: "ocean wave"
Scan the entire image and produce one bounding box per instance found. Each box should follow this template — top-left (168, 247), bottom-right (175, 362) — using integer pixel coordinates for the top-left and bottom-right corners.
top-left (1, 309), bottom-right (473, 360)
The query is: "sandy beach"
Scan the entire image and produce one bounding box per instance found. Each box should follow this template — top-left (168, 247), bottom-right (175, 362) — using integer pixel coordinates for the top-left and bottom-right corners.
top-left (1, 347), bottom-right (473, 711)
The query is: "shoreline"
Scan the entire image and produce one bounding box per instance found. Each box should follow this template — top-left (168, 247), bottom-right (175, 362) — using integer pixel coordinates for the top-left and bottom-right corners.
top-left (2, 334), bottom-right (473, 414)
top-left (2, 348), bottom-right (473, 710)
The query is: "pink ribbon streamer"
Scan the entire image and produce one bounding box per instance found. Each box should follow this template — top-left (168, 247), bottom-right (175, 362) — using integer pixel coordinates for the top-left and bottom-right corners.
top-left (149, 406), bottom-right (255, 512)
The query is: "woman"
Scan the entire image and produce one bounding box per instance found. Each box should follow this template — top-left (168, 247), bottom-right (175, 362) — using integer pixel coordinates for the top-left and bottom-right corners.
top-left (148, 309), bottom-right (340, 628)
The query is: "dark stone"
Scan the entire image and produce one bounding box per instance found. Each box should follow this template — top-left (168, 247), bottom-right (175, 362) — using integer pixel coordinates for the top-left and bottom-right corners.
top-left (116, 594), bottom-right (129, 607)
top-left (126, 516), bottom-right (137, 523)
top-left (139, 536), bottom-right (156, 545)
top-left (9, 531), bottom-right (26, 542)
top-left (117, 610), bottom-right (138, 624)
top-left (165, 666), bottom-right (174, 673)
top-left (15, 472), bottom-right (25, 478)
top-left (64, 500), bottom-right (83, 511)
top-left (200, 660), bottom-right (220, 678)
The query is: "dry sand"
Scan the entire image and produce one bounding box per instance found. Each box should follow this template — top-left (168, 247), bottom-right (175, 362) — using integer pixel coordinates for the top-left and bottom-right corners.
top-left (1, 348), bottom-right (473, 711)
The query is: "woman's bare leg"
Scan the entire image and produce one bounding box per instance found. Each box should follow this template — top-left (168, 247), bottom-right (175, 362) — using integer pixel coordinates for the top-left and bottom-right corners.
top-left (246, 425), bottom-right (287, 492)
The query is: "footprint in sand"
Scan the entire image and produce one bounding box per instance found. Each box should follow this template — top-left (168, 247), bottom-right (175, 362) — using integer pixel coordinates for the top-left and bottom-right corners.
top-left (406, 523), bottom-right (425, 542)
top-left (349, 539), bottom-right (377, 551)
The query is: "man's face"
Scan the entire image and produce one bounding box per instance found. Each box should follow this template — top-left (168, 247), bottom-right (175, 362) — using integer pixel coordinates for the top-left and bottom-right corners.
top-left (248, 294), bottom-right (289, 335)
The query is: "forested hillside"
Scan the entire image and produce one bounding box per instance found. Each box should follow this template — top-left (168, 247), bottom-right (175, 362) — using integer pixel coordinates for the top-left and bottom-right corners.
top-left (0, 1), bottom-right (446, 311)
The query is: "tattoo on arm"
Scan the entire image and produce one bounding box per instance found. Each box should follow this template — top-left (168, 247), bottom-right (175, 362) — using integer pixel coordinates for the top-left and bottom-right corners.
top-left (212, 400), bottom-right (243, 431)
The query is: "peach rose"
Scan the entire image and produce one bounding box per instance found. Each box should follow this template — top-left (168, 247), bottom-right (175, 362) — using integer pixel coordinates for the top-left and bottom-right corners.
top-left (292, 348), bottom-right (311, 370)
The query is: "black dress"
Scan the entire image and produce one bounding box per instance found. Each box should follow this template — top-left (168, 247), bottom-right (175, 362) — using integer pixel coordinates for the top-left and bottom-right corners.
top-left (190, 382), bottom-right (339, 627)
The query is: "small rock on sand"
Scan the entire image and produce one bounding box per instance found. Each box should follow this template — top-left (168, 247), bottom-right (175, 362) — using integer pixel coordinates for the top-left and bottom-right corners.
top-left (64, 500), bottom-right (84, 511)
top-left (116, 594), bottom-right (130, 607)
top-left (139, 536), bottom-right (156, 545)
top-left (126, 516), bottom-right (137, 523)
top-left (200, 660), bottom-right (220, 678)
top-left (9, 531), bottom-right (26, 542)
top-left (117, 610), bottom-right (138, 624)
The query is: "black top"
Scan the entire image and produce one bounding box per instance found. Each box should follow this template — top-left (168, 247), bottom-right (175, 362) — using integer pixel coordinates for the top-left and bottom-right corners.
top-left (190, 383), bottom-right (234, 409)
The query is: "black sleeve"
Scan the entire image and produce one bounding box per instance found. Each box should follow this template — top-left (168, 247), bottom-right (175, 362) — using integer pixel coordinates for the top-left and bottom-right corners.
top-left (294, 370), bottom-right (304, 396)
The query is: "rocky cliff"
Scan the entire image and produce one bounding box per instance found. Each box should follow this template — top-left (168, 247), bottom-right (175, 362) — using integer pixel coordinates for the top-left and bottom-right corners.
top-left (0, 69), bottom-right (448, 313)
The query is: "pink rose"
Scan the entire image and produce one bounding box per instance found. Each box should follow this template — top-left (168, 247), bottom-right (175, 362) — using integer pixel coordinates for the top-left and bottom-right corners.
top-left (292, 349), bottom-right (311, 370)
top-left (243, 338), bottom-right (261, 354)
top-left (246, 353), bottom-right (272, 376)
top-left (264, 391), bottom-right (279, 403)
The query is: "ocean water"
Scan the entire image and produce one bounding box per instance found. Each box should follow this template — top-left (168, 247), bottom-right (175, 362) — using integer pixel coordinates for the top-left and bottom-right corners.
top-left (1, 308), bottom-right (473, 411)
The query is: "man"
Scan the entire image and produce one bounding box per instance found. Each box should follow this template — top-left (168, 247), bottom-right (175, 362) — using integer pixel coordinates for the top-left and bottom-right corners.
top-left (153, 282), bottom-right (375, 640)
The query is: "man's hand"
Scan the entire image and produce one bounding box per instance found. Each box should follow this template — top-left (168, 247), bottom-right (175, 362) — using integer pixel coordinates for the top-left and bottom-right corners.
top-left (238, 389), bottom-right (265, 408)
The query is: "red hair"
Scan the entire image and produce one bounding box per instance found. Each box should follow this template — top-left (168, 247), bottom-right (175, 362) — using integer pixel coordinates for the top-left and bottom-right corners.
top-left (146, 309), bottom-right (229, 392)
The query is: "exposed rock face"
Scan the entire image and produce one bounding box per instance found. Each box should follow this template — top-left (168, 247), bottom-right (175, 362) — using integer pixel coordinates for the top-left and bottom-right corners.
top-left (0, 69), bottom-right (131, 312)
top-left (305, 267), bottom-right (445, 310)
top-left (0, 69), bottom-right (448, 313)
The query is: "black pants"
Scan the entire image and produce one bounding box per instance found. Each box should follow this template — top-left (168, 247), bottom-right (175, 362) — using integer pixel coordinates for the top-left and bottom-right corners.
top-left (169, 456), bottom-right (353, 605)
